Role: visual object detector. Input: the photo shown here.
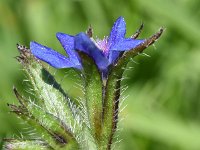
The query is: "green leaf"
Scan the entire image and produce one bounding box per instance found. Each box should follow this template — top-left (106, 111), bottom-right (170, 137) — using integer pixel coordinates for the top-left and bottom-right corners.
top-left (16, 46), bottom-right (82, 138)
top-left (8, 103), bottom-right (79, 150)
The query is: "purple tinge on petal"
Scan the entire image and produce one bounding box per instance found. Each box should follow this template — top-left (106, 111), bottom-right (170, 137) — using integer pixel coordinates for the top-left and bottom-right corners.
top-left (110, 38), bottom-right (145, 51)
top-left (95, 37), bottom-right (109, 57)
top-left (30, 41), bottom-right (82, 69)
top-left (74, 32), bottom-right (109, 71)
top-left (56, 33), bottom-right (81, 66)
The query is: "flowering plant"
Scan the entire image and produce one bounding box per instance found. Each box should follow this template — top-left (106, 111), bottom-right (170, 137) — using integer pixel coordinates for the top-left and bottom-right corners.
top-left (5, 17), bottom-right (163, 150)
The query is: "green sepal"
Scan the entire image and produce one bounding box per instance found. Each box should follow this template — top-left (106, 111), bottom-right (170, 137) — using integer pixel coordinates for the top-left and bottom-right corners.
top-left (79, 52), bottom-right (103, 145)
top-left (101, 70), bottom-right (121, 150)
top-left (102, 28), bottom-right (164, 148)
top-left (115, 28), bottom-right (164, 76)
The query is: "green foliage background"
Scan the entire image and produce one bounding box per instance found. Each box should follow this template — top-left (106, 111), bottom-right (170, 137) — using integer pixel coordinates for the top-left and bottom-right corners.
top-left (0, 0), bottom-right (200, 149)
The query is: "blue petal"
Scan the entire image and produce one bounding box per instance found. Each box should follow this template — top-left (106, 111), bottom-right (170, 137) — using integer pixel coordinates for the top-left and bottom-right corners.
top-left (110, 38), bottom-right (145, 51)
top-left (108, 16), bottom-right (126, 64)
top-left (74, 32), bottom-right (109, 71)
top-left (108, 16), bottom-right (126, 45)
top-left (108, 51), bottom-right (121, 64)
top-left (56, 33), bottom-right (81, 66)
top-left (108, 39), bottom-right (145, 63)
top-left (30, 41), bottom-right (82, 69)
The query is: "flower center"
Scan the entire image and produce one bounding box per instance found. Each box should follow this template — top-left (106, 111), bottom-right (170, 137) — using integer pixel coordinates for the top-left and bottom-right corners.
top-left (95, 37), bottom-right (110, 57)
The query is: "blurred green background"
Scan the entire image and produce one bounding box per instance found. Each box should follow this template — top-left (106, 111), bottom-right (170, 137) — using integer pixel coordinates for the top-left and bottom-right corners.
top-left (1, 0), bottom-right (200, 149)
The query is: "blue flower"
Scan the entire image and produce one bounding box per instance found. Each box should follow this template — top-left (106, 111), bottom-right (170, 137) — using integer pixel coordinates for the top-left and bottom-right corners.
top-left (30, 34), bottom-right (82, 70)
top-left (30, 16), bottom-right (145, 74)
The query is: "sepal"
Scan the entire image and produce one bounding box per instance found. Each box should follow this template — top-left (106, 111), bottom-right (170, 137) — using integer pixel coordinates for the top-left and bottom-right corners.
top-left (78, 52), bottom-right (104, 147)
top-left (102, 28), bottom-right (164, 148)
